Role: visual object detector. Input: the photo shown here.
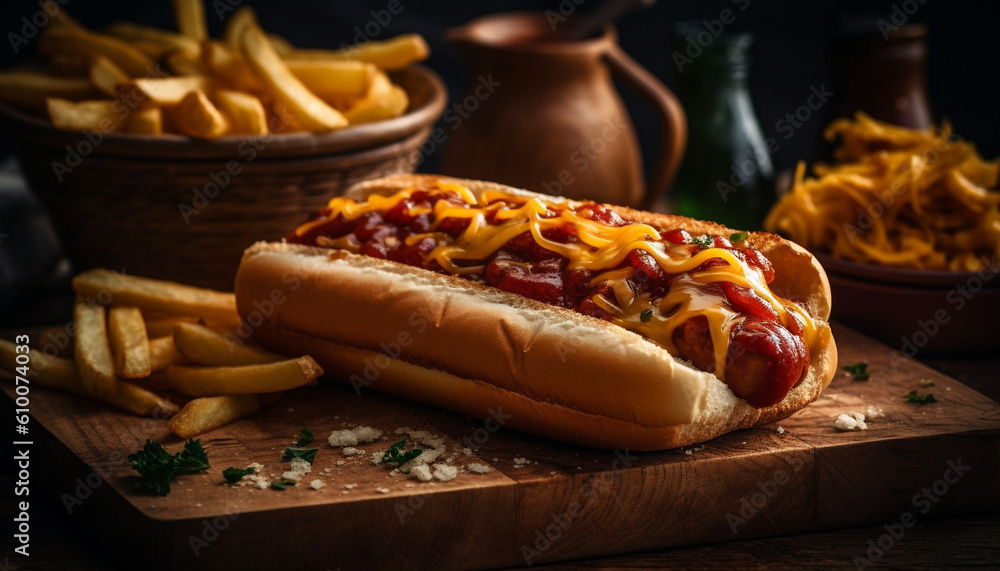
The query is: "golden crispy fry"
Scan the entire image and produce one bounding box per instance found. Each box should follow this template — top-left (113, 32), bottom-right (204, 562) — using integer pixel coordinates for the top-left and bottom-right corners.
top-left (89, 55), bottom-right (130, 97)
top-left (38, 27), bottom-right (154, 77)
top-left (73, 298), bottom-right (117, 397)
top-left (148, 335), bottom-right (188, 373)
top-left (174, 88), bottom-right (229, 138)
top-left (165, 356), bottom-right (322, 396)
top-left (125, 106), bottom-right (163, 135)
top-left (47, 98), bottom-right (125, 131)
top-left (202, 41), bottom-right (262, 92)
top-left (240, 25), bottom-right (348, 131)
top-left (173, 322), bottom-right (280, 366)
top-left (343, 71), bottom-right (408, 125)
top-left (0, 339), bottom-right (179, 417)
top-left (223, 6), bottom-right (258, 49)
top-left (765, 112), bottom-right (1000, 271)
top-left (286, 34), bottom-right (429, 71)
top-left (285, 59), bottom-right (374, 99)
top-left (0, 71), bottom-right (97, 111)
top-left (144, 315), bottom-right (198, 338)
top-left (166, 49), bottom-right (204, 75)
top-left (267, 33), bottom-right (295, 56)
top-left (105, 21), bottom-right (201, 55)
top-left (0, 339), bottom-right (79, 391)
top-left (72, 268), bottom-right (239, 323)
top-left (123, 75), bottom-right (211, 105)
top-left (211, 88), bottom-right (267, 135)
top-left (166, 394), bottom-right (262, 437)
top-left (173, 0), bottom-right (207, 41)
top-left (108, 306), bottom-right (151, 378)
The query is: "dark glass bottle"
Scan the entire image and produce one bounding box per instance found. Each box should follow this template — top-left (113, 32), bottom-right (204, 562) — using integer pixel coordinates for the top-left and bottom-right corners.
top-left (668, 28), bottom-right (774, 231)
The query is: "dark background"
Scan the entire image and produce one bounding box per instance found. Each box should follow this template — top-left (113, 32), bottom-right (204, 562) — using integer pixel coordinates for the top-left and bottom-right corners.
top-left (0, 0), bottom-right (997, 325)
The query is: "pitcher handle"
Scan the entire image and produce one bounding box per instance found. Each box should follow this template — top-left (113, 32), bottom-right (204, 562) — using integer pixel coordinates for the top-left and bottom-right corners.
top-left (604, 44), bottom-right (687, 211)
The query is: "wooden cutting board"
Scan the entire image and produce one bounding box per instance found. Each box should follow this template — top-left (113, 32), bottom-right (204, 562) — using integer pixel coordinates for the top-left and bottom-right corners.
top-left (3, 323), bottom-right (999, 570)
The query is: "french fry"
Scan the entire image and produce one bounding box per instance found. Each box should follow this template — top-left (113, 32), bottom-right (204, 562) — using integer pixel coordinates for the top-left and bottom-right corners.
top-left (202, 41), bottom-right (262, 92)
top-left (240, 25), bottom-right (348, 131)
top-left (167, 394), bottom-right (262, 437)
top-left (46, 98), bottom-right (124, 131)
top-left (174, 88), bottom-right (229, 138)
top-left (123, 75), bottom-right (211, 105)
top-left (166, 50), bottom-right (204, 76)
top-left (285, 34), bottom-right (429, 71)
top-left (125, 106), bottom-right (163, 135)
top-left (223, 6), bottom-right (258, 49)
top-left (0, 71), bottom-right (97, 111)
top-left (130, 40), bottom-right (174, 59)
top-left (0, 339), bottom-right (79, 392)
top-left (109, 381), bottom-right (181, 417)
top-left (0, 339), bottom-right (179, 417)
top-left (286, 59), bottom-right (374, 99)
top-left (105, 21), bottom-right (201, 56)
top-left (38, 27), bottom-right (154, 77)
top-left (211, 88), bottom-right (267, 135)
top-left (73, 298), bottom-right (117, 397)
top-left (72, 268), bottom-right (239, 323)
top-left (267, 33), bottom-right (295, 56)
top-left (166, 356), bottom-right (323, 396)
top-left (148, 335), bottom-right (188, 373)
top-left (108, 307), bottom-right (151, 378)
top-left (144, 315), bottom-right (198, 338)
top-left (343, 71), bottom-right (409, 125)
top-left (174, 0), bottom-right (208, 41)
top-left (173, 322), bottom-right (280, 366)
top-left (89, 56), bottom-right (130, 97)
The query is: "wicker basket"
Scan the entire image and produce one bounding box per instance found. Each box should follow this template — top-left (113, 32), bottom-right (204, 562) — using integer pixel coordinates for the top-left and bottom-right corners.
top-left (0, 66), bottom-right (446, 290)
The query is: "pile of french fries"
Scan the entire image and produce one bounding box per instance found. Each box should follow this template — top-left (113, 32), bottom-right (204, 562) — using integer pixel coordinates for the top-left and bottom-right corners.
top-left (0, 0), bottom-right (428, 137)
top-left (0, 269), bottom-right (323, 438)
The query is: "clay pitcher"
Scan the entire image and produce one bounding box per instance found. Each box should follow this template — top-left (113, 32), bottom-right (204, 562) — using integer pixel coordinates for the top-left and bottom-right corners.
top-left (440, 11), bottom-right (686, 209)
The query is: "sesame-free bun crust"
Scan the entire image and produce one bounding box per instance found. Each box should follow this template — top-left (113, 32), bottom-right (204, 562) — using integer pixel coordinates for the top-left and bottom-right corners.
top-left (235, 175), bottom-right (837, 450)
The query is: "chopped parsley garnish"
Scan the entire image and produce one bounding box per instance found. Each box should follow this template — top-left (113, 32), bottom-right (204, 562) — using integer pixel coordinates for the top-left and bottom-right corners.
top-left (920, 379), bottom-right (935, 388)
top-left (271, 481), bottom-right (289, 491)
top-left (905, 390), bottom-right (937, 404)
top-left (281, 448), bottom-right (318, 464)
top-left (128, 439), bottom-right (210, 496)
top-left (223, 466), bottom-right (256, 484)
top-left (692, 235), bottom-right (713, 247)
top-left (640, 308), bottom-right (653, 323)
top-left (382, 439), bottom-right (422, 465)
top-left (295, 427), bottom-right (315, 446)
top-left (729, 232), bottom-right (748, 242)
top-left (843, 362), bottom-right (870, 381)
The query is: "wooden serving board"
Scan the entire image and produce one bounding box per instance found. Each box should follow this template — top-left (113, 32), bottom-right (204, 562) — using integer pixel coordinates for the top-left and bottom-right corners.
top-left (3, 323), bottom-right (999, 570)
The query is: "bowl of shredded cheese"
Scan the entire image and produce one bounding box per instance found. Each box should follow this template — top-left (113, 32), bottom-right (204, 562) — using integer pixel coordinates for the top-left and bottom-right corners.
top-left (765, 113), bottom-right (1000, 354)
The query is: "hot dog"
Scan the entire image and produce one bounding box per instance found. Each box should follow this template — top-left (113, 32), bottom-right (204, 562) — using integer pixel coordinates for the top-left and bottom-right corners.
top-left (235, 175), bottom-right (838, 450)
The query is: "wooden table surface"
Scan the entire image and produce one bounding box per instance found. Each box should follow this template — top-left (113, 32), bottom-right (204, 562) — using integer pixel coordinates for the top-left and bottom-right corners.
top-left (1, 341), bottom-right (998, 569)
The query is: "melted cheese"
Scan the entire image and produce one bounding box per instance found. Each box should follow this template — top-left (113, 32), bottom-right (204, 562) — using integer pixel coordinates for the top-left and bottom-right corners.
top-left (294, 183), bottom-right (822, 377)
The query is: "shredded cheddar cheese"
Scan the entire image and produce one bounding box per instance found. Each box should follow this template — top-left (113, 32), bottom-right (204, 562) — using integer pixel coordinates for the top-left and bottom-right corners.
top-left (294, 183), bottom-right (821, 378)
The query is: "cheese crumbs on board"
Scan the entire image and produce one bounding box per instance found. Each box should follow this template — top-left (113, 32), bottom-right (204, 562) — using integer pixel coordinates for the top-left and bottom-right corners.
top-left (328, 426), bottom-right (383, 447)
top-left (834, 412), bottom-right (868, 432)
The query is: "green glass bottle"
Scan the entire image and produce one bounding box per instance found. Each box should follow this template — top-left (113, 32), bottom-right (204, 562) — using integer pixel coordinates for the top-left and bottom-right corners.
top-left (669, 27), bottom-right (774, 230)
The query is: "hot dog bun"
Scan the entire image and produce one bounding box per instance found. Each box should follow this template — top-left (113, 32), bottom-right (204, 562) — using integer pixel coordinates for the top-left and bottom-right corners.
top-left (235, 175), bottom-right (837, 450)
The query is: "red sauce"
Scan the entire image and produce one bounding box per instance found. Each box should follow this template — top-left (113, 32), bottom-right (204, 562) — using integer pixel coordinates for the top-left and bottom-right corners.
top-left (289, 190), bottom-right (808, 407)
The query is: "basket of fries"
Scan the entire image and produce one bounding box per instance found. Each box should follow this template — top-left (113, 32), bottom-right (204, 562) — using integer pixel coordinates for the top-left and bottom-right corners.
top-left (765, 112), bottom-right (1000, 353)
top-left (0, 6), bottom-right (446, 290)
